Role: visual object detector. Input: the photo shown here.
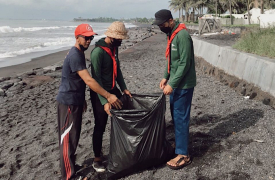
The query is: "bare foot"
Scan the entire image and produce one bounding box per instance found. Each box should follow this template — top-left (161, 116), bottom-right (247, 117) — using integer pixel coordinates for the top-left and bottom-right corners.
top-left (166, 155), bottom-right (191, 169)
top-left (94, 157), bottom-right (101, 162)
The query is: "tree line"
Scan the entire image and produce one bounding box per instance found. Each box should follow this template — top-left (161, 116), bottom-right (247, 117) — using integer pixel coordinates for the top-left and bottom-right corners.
top-left (169, 0), bottom-right (275, 24)
top-left (73, 17), bottom-right (119, 22)
top-left (73, 17), bottom-right (154, 24)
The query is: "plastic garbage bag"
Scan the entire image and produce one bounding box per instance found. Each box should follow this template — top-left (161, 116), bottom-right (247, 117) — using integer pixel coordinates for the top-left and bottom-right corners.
top-left (107, 93), bottom-right (174, 180)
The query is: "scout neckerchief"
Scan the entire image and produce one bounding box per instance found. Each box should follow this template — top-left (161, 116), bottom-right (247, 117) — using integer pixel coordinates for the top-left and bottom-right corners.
top-left (99, 46), bottom-right (117, 89)
top-left (165, 23), bottom-right (187, 74)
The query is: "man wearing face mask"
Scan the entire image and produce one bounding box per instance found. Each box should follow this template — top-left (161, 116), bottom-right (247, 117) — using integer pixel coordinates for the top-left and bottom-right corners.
top-left (152, 9), bottom-right (196, 170)
top-left (56, 24), bottom-right (122, 180)
top-left (89, 21), bottom-right (132, 172)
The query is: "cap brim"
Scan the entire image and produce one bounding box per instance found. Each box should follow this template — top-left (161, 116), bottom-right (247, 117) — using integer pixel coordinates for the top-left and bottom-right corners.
top-left (152, 19), bottom-right (166, 26)
top-left (82, 32), bottom-right (98, 36)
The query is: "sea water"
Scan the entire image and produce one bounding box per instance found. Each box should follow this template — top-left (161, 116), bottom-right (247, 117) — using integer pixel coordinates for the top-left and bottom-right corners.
top-left (0, 19), bottom-right (136, 68)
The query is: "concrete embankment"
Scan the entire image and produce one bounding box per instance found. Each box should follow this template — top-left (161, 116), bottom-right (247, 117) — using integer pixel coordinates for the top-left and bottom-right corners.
top-left (192, 36), bottom-right (275, 107)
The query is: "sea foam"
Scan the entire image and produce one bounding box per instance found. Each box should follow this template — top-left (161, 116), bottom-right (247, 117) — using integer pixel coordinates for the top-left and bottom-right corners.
top-left (0, 26), bottom-right (75, 33)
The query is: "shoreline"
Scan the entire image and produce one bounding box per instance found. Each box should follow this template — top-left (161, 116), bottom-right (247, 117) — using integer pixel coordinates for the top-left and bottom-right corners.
top-left (0, 25), bottom-right (154, 78)
top-left (0, 48), bottom-right (70, 77)
top-left (0, 45), bottom-right (98, 78)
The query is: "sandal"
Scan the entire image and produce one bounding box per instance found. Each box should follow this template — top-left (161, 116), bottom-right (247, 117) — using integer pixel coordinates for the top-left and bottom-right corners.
top-left (92, 161), bottom-right (106, 173)
top-left (166, 155), bottom-right (192, 170)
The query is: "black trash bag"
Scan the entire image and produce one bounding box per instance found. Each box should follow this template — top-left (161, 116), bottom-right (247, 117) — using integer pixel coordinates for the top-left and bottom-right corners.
top-left (106, 93), bottom-right (174, 180)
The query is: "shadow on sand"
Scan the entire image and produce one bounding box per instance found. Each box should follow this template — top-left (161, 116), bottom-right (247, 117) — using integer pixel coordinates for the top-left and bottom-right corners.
top-left (78, 108), bottom-right (264, 180)
top-left (188, 108), bottom-right (264, 158)
top-left (165, 108), bottom-right (264, 180)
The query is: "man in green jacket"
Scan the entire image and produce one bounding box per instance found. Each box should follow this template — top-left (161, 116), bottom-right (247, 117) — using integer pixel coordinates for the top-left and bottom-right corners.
top-left (90, 21), bottom-right (131, 172)
top-left (153, 9), bottom-right (197, 170)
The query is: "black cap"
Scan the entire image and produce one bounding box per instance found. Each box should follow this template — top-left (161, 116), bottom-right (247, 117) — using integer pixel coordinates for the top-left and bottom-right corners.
top-left (152, 9), bottom-right (173, 25)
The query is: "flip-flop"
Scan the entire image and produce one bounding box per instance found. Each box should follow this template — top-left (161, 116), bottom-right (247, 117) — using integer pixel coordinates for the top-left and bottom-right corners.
top-left (70, 175), bottom-right (87, 180)
top-left (166, 156), bottom-right (192, 170)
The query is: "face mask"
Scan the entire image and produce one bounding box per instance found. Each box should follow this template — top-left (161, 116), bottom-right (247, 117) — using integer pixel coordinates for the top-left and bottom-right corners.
top-left (79, 44), bottom-right (88, 51)
top-left (160, 26), bottom-right (171, 34)
top-left (111, 38), bottom-right (122, 47)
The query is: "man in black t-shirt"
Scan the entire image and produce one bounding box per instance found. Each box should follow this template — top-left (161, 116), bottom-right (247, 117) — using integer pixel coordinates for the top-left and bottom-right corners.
top-left (56, 24), bottom-right (122, 180)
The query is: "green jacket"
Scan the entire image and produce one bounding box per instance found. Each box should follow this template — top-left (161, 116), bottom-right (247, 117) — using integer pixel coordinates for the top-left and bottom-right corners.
top-left (164, 22), bottom-right (197, 89)
top-left (90, 38), bottom-right (127, 105)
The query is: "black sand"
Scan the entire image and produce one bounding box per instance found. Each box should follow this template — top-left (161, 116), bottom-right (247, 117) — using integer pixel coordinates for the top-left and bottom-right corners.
top-left (0, 27), bottom-right (275, 180)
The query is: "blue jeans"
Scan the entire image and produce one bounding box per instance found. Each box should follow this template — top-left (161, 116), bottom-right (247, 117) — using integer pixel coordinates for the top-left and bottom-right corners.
top-left (170, 87), bottom-right (194, 155)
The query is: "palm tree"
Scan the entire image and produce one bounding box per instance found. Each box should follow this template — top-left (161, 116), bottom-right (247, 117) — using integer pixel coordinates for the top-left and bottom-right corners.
top-left (169, 0), bottom-right (183, 20)
top-left (259, 0), bottom-right (273, 14)
top-left (168, 0), bottom-right (195, 22)
top-left (241, 0), bottom-right (253, 24)
top-left (254, 0), bottom-right (259, 7)
top-left (234, 1), bottom-right (247, 14)
top-left (206, 0), bottom-right (227, 15)
top-left (182, 0), bottom-right (202, 22)
top-left (261, 0), bottom-right (264, 14)
top-left (215, 0), bottom-right (218, 17)
top-left (266, 0), bottom-right (275, 9)
top-left (219, 0), bottom-right (239, 25)
top-left (191, 0), bottom-right (209, 22)
top-left (252, 0), bottom-right (264, 14)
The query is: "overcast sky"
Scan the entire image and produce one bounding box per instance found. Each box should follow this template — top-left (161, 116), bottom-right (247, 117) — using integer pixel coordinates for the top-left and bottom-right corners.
top-left (0, 0), bottom-right (179, 20)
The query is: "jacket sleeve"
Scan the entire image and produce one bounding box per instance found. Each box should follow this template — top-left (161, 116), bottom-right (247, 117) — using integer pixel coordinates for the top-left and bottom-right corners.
top-left (168, 30), bottom-right (192, 88)
top-left (115, 49), bottom-right (127, 92)
top-left (163, 59), bottom-right (170, 80)
top-left (116, 63), bottom-right (127, 92)
top-left (90, 48), bottom-right (108, 105)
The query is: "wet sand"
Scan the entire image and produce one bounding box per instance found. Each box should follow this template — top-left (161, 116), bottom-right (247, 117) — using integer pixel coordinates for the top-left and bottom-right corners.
top-left (0, 27), bottom-right (275, 180)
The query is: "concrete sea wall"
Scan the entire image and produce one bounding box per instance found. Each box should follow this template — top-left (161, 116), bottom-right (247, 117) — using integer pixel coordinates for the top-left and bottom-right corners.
top-left (192, 37), bottom-right (275, 98)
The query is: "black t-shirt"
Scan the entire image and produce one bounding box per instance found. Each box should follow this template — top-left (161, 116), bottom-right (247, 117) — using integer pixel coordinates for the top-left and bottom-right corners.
top-left (56, 46), bottom-right (87, 106)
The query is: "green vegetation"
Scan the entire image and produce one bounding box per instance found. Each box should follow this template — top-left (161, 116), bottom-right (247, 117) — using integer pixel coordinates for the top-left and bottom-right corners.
top-left (222, 24), bottom-right (260, 28)
top-left (73, 17), bottom-right (154, 24)
top-left (168, 0), bottom-right (275, 25)
top-left (135, 17), bottom-right (155, 23)
top-left (73, 17), bottom-right (119, 22)
top-left (233, 27), bottom-right (275, 58)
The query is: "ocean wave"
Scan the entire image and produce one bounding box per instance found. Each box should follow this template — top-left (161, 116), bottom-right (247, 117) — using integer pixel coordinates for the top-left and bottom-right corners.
top-left (0, 25), bottom-right (75, 33)
top-left (124, 23), bottom-right (138, 28)
top-left (0, 37), bottom-right (74, 59)
top-left (0, 45), bottom-right (46, 59)
top-left (0, 35), bottom-right (108, 59)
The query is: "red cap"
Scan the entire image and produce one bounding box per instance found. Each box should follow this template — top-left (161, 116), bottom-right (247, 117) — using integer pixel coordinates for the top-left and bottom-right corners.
top-left (75, 24), bottom-right (98, 37)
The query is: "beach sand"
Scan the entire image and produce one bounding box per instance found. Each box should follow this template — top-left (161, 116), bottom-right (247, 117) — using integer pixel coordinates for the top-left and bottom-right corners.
top-left (0, 26), bottom-right (275, 180)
